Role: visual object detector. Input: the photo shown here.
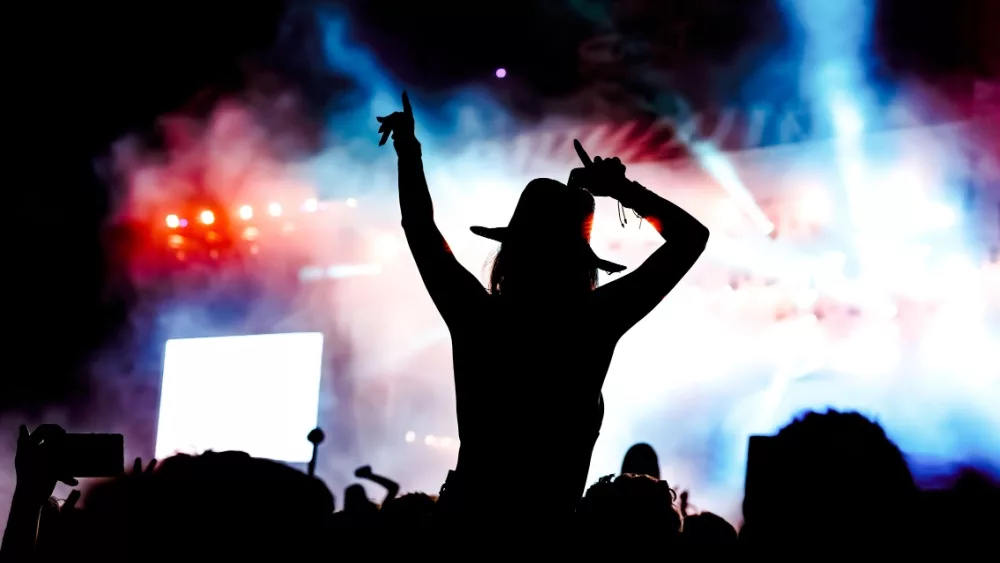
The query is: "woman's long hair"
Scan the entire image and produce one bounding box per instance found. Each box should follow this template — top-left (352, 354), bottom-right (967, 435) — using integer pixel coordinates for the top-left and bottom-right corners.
top-left (486, 241), bottom-right (598, 296)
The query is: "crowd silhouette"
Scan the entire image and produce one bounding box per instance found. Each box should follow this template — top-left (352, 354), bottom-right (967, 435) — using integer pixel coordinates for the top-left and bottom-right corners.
top-left (2, 91), bottom-right (997, 557)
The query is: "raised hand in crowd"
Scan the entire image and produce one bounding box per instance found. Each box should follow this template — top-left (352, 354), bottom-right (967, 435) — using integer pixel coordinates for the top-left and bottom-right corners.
top-left (2, 425), bottom-right (79, 563)
top-left (13, 425), bottom-right (78, 505)
top-left (376, 91), bottom-right (416, 146)
top-left (132, 457), bottom-right (157, 477)
top-left (354, 464), bottom-right (400, 505)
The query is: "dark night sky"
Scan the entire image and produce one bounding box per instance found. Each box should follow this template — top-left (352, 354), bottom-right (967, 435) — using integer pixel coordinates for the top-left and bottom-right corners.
top-left (5, 0), bottom-right (996, 410)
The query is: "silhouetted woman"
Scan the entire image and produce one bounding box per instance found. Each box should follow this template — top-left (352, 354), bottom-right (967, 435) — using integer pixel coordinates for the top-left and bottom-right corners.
top-left (377, 93), bottom-right (709, 522)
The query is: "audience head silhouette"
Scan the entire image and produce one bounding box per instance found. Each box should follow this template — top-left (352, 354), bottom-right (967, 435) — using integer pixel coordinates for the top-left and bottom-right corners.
top-left (73, 450), bottom-right (333, 559)
top-left (344, 483), bottom-right (378, 514)
top-left (622, 442), bottom-right (661, 479)
top-left (473, 178), bottom-right (626, 298)
top-left (683, 511), bottom-right (738, 545)
top-left (579, 473), bottom-right (681, 536)
top-left (743, 409), bottom-right (917, 548)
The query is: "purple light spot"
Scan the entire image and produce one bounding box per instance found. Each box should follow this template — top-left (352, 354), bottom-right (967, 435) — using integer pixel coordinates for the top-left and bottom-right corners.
top-left (495, 68), bottom-right (507, 79)
top-left (179, 219), bottom-right (188, 227)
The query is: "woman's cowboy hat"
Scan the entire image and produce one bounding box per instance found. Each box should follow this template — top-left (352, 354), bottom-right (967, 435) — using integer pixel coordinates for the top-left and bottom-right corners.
top-left (470, 178), bottom-right (626, 273)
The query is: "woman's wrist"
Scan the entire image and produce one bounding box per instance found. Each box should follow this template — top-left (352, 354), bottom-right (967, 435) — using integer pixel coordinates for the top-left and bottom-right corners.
top-left (613, 180), bottom-right (646, 207)
top-left (393, 134), bottom-right (421, 157)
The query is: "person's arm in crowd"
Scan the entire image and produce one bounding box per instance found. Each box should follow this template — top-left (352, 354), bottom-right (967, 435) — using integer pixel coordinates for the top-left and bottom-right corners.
top-left (1, 489), bottom-right (43, 562)
top-left (355, 465), bottom-right (400, 505)
top-left (1, 425), bottom-right (79, 563)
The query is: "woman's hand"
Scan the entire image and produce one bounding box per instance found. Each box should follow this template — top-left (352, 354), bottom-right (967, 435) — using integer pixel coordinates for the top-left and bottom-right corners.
top-left (376, 91), bottom-right (416, 146)
top-left (568, 139), bottom-right (630, 198)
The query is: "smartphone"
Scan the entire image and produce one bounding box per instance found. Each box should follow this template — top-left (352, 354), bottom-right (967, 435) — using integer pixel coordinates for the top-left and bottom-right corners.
top-left (57, 433), bottom-right (125, 478)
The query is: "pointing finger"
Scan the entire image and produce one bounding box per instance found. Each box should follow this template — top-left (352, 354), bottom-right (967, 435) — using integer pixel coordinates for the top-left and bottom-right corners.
top-left (402, 91), bottom-right (412, 115)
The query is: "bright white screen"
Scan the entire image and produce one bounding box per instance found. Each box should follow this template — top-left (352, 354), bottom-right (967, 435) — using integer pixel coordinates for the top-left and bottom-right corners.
top-left (155, 333), bottom-right (324, 462)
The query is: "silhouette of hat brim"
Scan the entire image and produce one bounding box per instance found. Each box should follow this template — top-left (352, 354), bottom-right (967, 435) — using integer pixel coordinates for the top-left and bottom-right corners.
top-left (470, 225), bottom-right (627, 273)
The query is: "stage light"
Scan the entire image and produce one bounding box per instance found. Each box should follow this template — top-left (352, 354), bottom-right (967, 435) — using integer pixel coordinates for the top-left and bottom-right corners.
top-left (242, 227), bottom-right (259, 241)
top-left (200, 210), bottom-right (215, 225)
top-left (495, 68), bottom-right (507, 78)
top-left (268, 202), bottom-right (282, 217)
top-left (165, 214), bottom-right (180, 228)
top-left (167, 234), bottom-right (184, 249)
top-left (302, 198), bottom-right (318, 213)
top-left (405, 431), bottom-right (416, 443)
top-left (239, 205), bottom-right (253, 220)
top-left (346, 198), bottom-right (357, 208)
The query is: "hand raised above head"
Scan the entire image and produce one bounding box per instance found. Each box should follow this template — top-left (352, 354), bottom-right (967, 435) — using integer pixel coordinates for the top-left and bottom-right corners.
top-left (376, 91), bottom-right (416, 146)
top-left (354, 464), bottom-right (373, 478)
top-left (568, 140), bottom-right (629, 197)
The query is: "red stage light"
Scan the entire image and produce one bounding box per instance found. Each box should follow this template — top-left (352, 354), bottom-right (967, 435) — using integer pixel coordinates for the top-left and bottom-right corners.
top-left (165, 214), bottom-right (180, 228)
top-left (200, 210), bottom-right (215, 225)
